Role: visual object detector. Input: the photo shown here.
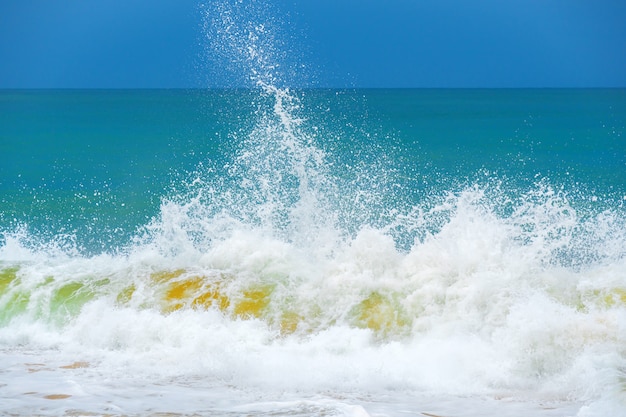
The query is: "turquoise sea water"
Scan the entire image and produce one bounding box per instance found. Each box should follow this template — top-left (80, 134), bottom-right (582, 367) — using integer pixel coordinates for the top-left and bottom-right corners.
top-left (1, 88), bottom-right (625, 416)
top-left (1, 89), bottom-right (624, 251)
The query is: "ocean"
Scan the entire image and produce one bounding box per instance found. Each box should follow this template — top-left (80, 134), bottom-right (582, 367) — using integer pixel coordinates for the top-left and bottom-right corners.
top-left (0, 87), bottom-right (625, 417)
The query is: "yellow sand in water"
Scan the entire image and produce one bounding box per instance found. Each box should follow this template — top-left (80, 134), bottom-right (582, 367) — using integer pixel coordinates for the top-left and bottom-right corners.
top-left (148, 270), bottom-right (231, 313)
top-left (279, 311), bottom-right (302, 334)
top-left (60, 361), bottom-right (89, 369)
top-left (350, 292), bottom-right (409, 334)
top-left (123, 270), bottom-right (420, 336)
top-left (44, 394), bottom-right (72, 400)
top-left (0, 267), bottom-right (30, 323)
top-left (26, 363), bottom-right (51, 373)
top-left (141, 270), bottom-right (306, 334)
top-left (164, 275), bottom-right (204, 312)
top-left (232, 285), bottom-right (274, 318)
top-left (150, 269), bottom-right (187, 285)
top-left (191, 282), bottom-right (231, 311)
top-left (602, 288), bottom-right (626, 307)
top-left (116, 284), bottom-right (136, 305)
top-left (577, 287), bottom-right (626, 311)
top-left (0, 266), bottom-right (19, 294)
top-left (148, 270), bottom-right (270, 317)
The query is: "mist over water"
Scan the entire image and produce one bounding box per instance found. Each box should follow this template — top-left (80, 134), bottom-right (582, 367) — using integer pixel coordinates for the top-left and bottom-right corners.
top-left (1, 1), bottom-right (625, 416)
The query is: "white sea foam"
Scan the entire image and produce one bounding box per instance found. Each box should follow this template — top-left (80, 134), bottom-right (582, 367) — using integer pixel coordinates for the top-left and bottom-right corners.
top-left (1, 177), bottom-right (625, 415)
top-left (1, 1), bottom-right (625, 416)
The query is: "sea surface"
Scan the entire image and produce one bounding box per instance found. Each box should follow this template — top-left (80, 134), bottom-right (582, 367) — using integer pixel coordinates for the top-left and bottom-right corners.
top-left (1, 87), bottom-right (625, 417)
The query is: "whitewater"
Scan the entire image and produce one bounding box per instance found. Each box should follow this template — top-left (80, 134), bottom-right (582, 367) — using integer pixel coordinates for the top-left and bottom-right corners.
top-left (1, 1), bottom-right (625, 416)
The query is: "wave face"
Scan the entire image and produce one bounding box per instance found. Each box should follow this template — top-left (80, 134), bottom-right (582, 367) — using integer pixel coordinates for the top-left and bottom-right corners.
top-left (1, 2), bottom-right (626, 417)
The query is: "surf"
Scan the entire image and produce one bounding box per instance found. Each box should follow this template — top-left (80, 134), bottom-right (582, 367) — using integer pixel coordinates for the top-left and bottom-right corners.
top-left (1, 1), bottom-right (625, 416)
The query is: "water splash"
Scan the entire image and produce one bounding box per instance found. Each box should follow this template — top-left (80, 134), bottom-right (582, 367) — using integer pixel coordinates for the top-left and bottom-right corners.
top-left (1, 2), bottom-right (625, 416)
top-left (201, 0), bottom-right (300, 88)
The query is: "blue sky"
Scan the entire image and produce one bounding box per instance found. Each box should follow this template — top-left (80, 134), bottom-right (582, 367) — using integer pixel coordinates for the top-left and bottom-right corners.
top-left (1, 0), bottom-right (625, 88)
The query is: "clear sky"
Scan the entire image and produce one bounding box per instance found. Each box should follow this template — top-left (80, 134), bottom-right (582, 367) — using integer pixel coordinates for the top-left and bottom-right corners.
top-left (1, 0), bottom-right (625, 88)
